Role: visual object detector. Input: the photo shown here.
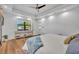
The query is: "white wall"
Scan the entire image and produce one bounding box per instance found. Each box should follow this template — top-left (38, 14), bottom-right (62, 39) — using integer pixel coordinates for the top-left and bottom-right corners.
top-left (2, 13), bottom-right (17, 40)
top-left (35, 7), bottom-right (79, 36)
top-left (32, 19), bottom-right (39, 34)
top-left (2, 13), bottom-right (37, 40)
top-left (2, 6), bottom-right (79, 40)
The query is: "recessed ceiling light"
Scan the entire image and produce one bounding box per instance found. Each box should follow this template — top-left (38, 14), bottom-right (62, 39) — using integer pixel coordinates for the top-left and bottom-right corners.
top-left (61, 12), bottom-right (69, 16)
top-left (40, 18), bottom-right (45, 23)
top-left (48, 16), bottom-right (55, 20)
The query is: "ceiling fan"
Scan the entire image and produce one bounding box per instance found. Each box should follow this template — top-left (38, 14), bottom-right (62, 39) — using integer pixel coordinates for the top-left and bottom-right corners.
top-left (29, 4), bottom-right (46, 18)
top-left (36, 4), bottom-right (46, 9)
top-left (29, 4), bottom-right (46, 12)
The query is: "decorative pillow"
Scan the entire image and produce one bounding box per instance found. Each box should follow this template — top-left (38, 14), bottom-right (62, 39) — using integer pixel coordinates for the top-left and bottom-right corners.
top-left (27, 36), bottom-right (43, 54)
top-left (64, 35), bottom-right (75, 44)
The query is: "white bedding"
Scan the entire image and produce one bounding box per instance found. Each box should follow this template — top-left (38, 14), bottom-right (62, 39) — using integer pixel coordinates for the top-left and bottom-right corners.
top-left (22, 34), bottom-right (68, 54)
top-left (35, 34), bottom-right (68, 54)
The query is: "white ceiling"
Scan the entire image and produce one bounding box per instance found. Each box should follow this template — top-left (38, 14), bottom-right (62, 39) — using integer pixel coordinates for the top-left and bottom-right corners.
top-left (13, 4), bottom-right (60, 16)
top-left (1, 4), bottom-right (79, 17)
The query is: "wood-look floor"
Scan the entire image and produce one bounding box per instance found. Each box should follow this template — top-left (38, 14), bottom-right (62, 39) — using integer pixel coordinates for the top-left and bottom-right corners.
top-left (0, 38), bottom-right (27, 54)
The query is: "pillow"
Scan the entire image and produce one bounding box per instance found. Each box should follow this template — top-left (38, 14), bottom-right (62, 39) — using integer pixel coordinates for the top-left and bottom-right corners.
top-left (27, 36), bottom-right (43, 54)
top-left (64, 35), bottom-right (75, 44)
top-left (74, 34), bottom-right (79, 38)
top-left (66, 37), bottom-right (79, 54)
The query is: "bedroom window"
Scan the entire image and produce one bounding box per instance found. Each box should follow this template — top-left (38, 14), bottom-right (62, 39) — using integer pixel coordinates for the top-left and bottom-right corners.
top-left (17, 17), bottom-right (32, 31)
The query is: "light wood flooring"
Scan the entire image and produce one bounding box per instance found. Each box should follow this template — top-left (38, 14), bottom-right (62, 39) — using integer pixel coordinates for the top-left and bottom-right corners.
top-left (0, 37), bottom-right (27, 54)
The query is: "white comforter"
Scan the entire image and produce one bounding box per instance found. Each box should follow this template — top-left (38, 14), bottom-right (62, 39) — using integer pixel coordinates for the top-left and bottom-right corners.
top-left (35, 34), bottom-right (68, 54)
top-left (22, 34), bottom-right (68, 54)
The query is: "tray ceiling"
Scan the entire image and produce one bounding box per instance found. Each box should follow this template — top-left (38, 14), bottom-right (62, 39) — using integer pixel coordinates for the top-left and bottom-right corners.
top-left (1, 4), bottom-right (79, 17)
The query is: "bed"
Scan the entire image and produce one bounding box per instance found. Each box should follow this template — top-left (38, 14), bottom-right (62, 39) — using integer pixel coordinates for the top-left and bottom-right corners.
top-left (22, 34), bottom-right (68, 54)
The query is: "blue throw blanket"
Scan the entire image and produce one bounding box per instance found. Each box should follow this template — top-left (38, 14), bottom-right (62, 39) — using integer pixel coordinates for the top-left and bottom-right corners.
top-left (27, 36), bottom-right (43, 54)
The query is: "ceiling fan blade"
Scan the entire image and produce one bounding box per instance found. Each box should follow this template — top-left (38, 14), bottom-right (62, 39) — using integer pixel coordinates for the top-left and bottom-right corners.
top-left (37, 5), bottom-right (46, 9)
